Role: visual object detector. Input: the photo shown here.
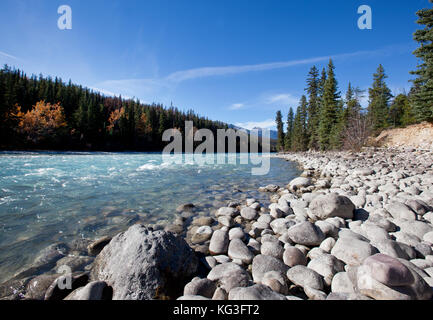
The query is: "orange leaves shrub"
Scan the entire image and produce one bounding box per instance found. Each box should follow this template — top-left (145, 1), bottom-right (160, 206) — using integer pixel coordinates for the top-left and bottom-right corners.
top-left (136, 112), bottom-right (152, 136)
top-left (107, 107), bottom-right (125, 133)
top-left (17, 101), bottom-right (67, 143)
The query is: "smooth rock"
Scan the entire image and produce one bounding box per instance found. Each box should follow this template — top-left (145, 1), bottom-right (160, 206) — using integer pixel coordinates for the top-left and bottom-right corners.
top-left (287, 222), bottom-right (325, 246)
top-left (90, 224), bottom-right (198, 300)
top-left (363, 254), bottom-right (415, 286)
top-left (286, 265), bottom-right (324, 291)
top-left (282, 247), bottom-right (307, 267)
top-left (307, 253), bottom-right (345, 286)
top-left (184, 278), bottom-right (216, 299)
top-left (331, 237), bottom-right (378, 266)
top-left (240, 207), bottom-right (258, 220)
top-left (252, 255), bottom-right (288, 284)
top-left (209, 229), bottom-right (229, 255)
top-left (260, 241), bottom-right (284, 260)
top-left (228, 239), bottom-right (254, 264)
top-left (309, 193), bottom-right (355, 220)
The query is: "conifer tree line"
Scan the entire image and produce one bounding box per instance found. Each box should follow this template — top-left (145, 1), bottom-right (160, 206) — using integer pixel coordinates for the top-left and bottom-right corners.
top-left (276, 1), bottom-right (433, 152)
top-left (0, 66), bottom-right (229, 151)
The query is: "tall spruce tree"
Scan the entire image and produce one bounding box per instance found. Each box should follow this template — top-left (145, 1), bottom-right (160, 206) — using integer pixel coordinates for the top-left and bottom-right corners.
top-left (410, 0), bottom-right (433, 122)
top-left (285, 108), bottom-right (294, 151)
top-left (343, 83), bottom-right (362, 121)
top-left (306, 66), bottom-right (320, 150)
top-left (291, 96), bottom-right (308, 151)
top-left (318, 59), bottom-right (341, 150)
top-left (368, 65), bottom-right (393, 132)
top-left (275, 110), bottom-right (285, 151)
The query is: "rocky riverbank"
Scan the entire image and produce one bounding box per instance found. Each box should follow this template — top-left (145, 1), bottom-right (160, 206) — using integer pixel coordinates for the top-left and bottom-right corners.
top-left (1, 147), bottom-right (433, 300)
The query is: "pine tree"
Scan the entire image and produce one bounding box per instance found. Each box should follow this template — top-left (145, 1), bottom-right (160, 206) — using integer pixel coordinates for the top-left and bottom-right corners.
top-left (158, 110), bottom-right (168, 137)
top-left (368, 65), bottom-right (393, 133)
top-left (74, 95), bottom-right (88, 136)
top-left (343, 83), bottom-right (362, 122)
top-left (285, 108), bottom-right (294, 151)
top-left (306, 66), bottom-right (320, 150)
top-left (291, 96), bottom-right (308, 151)
top-left (318, 59), bottom-right (341, 150)
top-left (389, 94), bottom-right (412, 127)
top-left (275, 110), bottom-right (285, 151)
top-left (410, 0), bottom-right (433, 122)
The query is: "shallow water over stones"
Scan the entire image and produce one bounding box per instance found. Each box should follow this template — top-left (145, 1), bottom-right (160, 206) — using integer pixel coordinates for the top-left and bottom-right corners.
top-left (0, 152), bottom-right (299, 283)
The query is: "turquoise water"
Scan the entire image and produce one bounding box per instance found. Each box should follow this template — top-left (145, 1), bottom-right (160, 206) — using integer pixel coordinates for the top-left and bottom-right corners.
top-left (0, 152), bottom-right (299, 282)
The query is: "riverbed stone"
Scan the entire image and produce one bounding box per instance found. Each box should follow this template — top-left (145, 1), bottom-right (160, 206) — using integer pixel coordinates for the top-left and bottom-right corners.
top-left (286, 265), bottom-right (324, 291)
top-left (25, 274), bottom-right (60, 300)
top-left (309, 193), bottom-right (355, 220)
top-left (209, 229), bottom-right (229, 255)
top-left (183, 278), bottom-right (216, 299)
top-left (386, 202), bottom-right (417, 220)
top-left (216, 207), bottom-right (238, 218)
top-left (262, 271), bottom-right (289, 295)
top-left (288, 177), bottom-right (312, 191)
top-left (319, 237), bottom-right (336, 253)
top-left (191, 226), bottom-right (213, 244)
top-left (228, 239), bottom-right (254, 264)
top-left (90, 224), bottom-right (198, 300)
top-left (363, 254), bottom-right (414, 286)
top-left (240, 207), bottom-right (258, 221)
top-left (331, 272), bottom-right (355, 293)
top-left (307, 253), bottom-right (345, 286)
top-left (260, 241), bottom-right (284, 260)
top-left (229, 227), bottom-right (245, 241)
top-left (331, 237), bottom-right (378, 266)
top-left (252, 255), bottom-right (288, 284)
top-left (282, 247), bottom-right (307, 267)
top-left (207, 262), bottom-right (252, 292)
top-left (287, 221), bottom-right (325, 246)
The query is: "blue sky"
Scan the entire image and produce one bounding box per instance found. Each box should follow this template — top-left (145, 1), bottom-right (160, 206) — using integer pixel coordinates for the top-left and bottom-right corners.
top-left (0, 0), bottom-right (429, 129)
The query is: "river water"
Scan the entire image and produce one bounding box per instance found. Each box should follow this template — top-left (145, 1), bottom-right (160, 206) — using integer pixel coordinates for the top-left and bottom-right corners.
top-left (0, 152), bottom-right (299, 283)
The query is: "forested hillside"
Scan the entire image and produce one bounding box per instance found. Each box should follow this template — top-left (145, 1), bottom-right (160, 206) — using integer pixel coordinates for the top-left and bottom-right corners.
top-left (0, 66), bottom-right (229, 151)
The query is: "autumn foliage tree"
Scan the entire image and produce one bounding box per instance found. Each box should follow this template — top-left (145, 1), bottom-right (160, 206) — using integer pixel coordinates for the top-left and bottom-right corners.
top-left (16, 101), bottom-right (67, 144)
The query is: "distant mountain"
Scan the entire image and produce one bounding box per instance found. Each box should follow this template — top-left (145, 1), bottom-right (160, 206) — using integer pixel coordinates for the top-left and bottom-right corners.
top-left (228, 124), bottom-right (278, 141)
top-left (251, 127), bottom-right (279, 140)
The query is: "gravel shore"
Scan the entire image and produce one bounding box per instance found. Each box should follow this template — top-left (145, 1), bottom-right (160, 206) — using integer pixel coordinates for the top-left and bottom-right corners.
top-left (2, 147), bottom-right (433, 300)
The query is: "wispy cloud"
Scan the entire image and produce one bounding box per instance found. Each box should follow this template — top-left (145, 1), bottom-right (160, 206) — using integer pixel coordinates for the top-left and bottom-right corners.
top-left (235, 119), bottom-right (276, 130)
top-left (165, 48), bottom-right (390, 83)
top-left (0, 50), bottom-right (19, 60)
top-left (265, 93), bottom-right (300, 106)
top-left (94, 45), bottom-right (405, 103)
top-left (229, 103), bottom-right (245, 110)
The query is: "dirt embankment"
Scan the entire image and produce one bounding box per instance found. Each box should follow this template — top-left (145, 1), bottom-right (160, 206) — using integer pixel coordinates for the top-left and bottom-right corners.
top-left (373, 122), bottom-right (433, 150)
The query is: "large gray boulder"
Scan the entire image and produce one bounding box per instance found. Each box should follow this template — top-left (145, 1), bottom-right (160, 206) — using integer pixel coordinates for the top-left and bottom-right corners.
top-left (90, 224), bottom-right (198, 300)
top-left (309, 193), bottom-right (355, 220)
